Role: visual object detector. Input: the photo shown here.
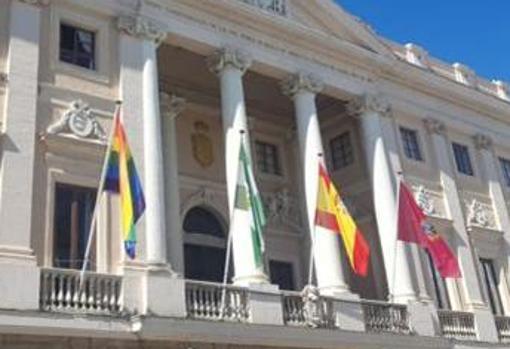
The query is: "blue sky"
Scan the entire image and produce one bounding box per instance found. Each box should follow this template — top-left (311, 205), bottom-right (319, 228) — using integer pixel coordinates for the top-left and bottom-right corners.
top-left (336, 1), bottom-right (510, 82)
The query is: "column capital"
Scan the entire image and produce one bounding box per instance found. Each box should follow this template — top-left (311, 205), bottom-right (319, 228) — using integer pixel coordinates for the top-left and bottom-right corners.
top-left (159, 92), bottom-right (186, 119)
top-left (347, 94), bottom-right (391, 118)
top-left (17, 0), bottom-right (49, 6)
top-left (207, 47), bottom-right (252, 75)
top-left (117, 15), bottom-right (166, 45)
top-left (473, 133), bottom-right (493, 151)
top-left (423, 118), bottom-right (446, 135)
top-left (281, 72), bottom-right (323, 98)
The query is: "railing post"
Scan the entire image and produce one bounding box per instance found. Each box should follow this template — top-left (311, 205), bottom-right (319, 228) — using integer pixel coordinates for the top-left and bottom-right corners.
top-left (407, 301), bottom-right (437, 336)
top-left (332, 298), bottom-right (365, 332)
top-left (247, 284), bottom-right (284, 325)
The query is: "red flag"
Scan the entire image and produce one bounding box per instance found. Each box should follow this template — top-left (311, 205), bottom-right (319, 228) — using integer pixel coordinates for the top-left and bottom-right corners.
top-left (397, 182), bottom-right (461, 278)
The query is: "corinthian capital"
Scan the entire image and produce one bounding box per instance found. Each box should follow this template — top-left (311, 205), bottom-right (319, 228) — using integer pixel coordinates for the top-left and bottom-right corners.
top-left (160, 92), bottom-right (186, 119)
top-left (207, 47), bottom-right (252, 75)
top-left (281, 73), bottom-right (323, 98)
top-left (347, 94), bottom-right (391, 118)
top-left (117, 15), bottom-right (166, 45)
top-left (423, 118), bottom-right (446, 135)
top-left (473, 133), bottom-right (493, 151)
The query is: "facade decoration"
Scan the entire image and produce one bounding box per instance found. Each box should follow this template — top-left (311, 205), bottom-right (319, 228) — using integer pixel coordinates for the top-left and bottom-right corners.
top-left (239, 0), bottom-right (287, 16)
top-left (466, 198), bottom-right (491, 228)
top-left (347, 94), bottom-right (392, 118)
top-left (301, 284), bottom-right (326, 328)
top-left (207, 47), bottom-right (252, 75)
top-left (262, 188), bottom-right (302, 228)
top-left (423, 118), bottom-right (446, 135)
top-left (117, 14), bottom-right (167, 44)
top-left (404, 43), bottom-right (429, 68)
top-left (191, 121), bottom-right (214, 168)
top-left (413, 185), bottom-right (436, 215)
top-left (453, 63), bottom-right (477, 87)
top-left (160, 93), bottom-right (186, 119)
top-left (281, 72), bottom-right (323, 98)
top-left (473, 133), bottom-right (493, 151)
top-left (46, 100), bottom-right (106, 142)
top-left (493, 80), bottom-right (509, 101)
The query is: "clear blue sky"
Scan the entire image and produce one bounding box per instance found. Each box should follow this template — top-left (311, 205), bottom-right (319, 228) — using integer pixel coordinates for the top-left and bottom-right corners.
top-left (337, 1), bottom-right (510, 82)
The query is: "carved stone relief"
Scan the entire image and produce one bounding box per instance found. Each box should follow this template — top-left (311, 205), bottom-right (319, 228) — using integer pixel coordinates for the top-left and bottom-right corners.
top-left (466, 198), bottom-right (493, 228)
top-left (262, 188), bottom-right (302, 228)
top-left (413, 185), bottom-right (436, 216)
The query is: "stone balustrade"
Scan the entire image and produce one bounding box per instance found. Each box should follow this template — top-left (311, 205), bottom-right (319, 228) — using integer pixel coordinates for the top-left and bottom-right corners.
top-left (185, 280), bottom-right (249, 322)
top-left (437, 310), bottom-right (477, 340)
top-left (495, 316), bottom-right (510, 343)
top-left (361, 300), bottom-right (410, 334)
top-left (281, 290), bottom-right (335, 328)
top-left (39, 268), bottom-right (122, 315)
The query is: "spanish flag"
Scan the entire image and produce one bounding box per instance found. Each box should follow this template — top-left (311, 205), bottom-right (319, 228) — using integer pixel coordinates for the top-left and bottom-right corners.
top-left (315, 163), bottom-right (370, 276)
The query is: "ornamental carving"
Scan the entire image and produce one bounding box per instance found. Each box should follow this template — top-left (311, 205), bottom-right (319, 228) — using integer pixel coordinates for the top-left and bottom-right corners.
top-left (239, 0), bottom-right (287, 16)
top-left (473, 133), bottom-right (493, 151)
top-left (413, 185), bottom-right (436, 215)
top-left (160, 93), bottom-right (186, 119)
top-left (262, 188), bottom-right (301, 227)
top-left (405, 43), bottom-right (429, 68)
top-left (281, 73), bottom-right (323, 98)
top-left (46, 100), bottom-right (106, 142)
top-left (453, 63), bottom-right (477, 87)
top-left (347, 94), bottom-right (391, 118)
top-left (493, 80), bottom-right (509, 100)
top-left (191, 121), bottom-right (214, 168)
top-left (301, 285), bottom-right (326, 328)
top-left (423, 118), bottom-right (446, 135)
top-left (117, 15), bottom-right (166, 44)
top-left (207, 47), bottom-right (252, 75)
top-left (466, 199), bottom-right (490, 228)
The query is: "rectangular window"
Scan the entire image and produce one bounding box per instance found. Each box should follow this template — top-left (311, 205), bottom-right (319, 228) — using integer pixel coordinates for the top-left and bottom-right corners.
top-left (59, 23), bottom-right (96, 70)
top-left (400, 127), bottom-right (423, 161)
top-left (499, 157), bottom-right (510, 187)
top-left (427, 251), bottom-right (451, 310)
top-left (255, 141), bottom-right (281, 176)
top-left (329, 132), bottom-right (354, 170)
top-left (479, 258), bottom-right (504, 315)
top-left (53, 183), bottom-right (96, 270)
top-left (452, 142), bottom-right (474, 176)
top-left (269, 260), bottom-right (295, 291)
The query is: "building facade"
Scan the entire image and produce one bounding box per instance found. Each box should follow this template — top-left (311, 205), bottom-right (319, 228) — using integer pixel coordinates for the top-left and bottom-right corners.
top-left (0, 0), bottom-right (510, 348)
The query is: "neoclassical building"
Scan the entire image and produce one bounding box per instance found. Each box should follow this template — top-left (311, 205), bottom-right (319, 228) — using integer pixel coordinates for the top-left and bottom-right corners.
top-left (0, 0), bottom-right (509, 348)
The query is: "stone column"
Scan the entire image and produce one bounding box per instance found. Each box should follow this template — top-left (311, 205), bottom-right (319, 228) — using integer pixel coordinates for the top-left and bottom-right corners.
top-left (208, 47), bottom-right (268, 286)
top-left (118, 15), bottom-right (185, 317)
top-left (349, 95), bottom-right (417, 304)
top-left (0, 0), bottom-right (47, 310)
top-left (160, 93), bottom-right (186, 275)
top-left (281, 73), bottom-right (350, 296)
top-left (424, 119), bottom-right (497, 341)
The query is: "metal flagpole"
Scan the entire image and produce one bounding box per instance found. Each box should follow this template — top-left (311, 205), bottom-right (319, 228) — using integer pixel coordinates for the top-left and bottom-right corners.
top-left (306, 153), bottom-right (323, 287)
top-left (79, 101), bottom-right (122, 289)
top-left (390, 173), bottom-right (403, 303)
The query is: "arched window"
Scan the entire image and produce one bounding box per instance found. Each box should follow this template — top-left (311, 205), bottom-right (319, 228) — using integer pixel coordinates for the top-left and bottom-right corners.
top-left (183, 206), bottom-right (228, 282)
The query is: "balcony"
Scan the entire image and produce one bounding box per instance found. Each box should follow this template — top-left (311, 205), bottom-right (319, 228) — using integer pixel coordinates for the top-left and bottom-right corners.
top-left (495, 316), bottom-right (510, 343)
top-left (361, 300), bottom-right (410, 334)
top-left (437, 310), bottom-right (477, 341)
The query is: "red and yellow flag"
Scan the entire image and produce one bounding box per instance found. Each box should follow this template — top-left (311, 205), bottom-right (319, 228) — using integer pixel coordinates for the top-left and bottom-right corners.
top-left (315, 163), bottom-right (370, 276)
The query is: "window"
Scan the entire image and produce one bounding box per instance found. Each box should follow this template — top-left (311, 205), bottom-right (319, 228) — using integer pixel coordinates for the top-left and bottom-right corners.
top-left (59, 23), bottom-right (96, 70)
top-left (183, 207), bottom-right (224, 238)
top-left (400, 127), bottom-right (423, 161)
top-left (452, 143), bottom-right (474, 176)
top-left (426, 252), bottom-right (451, 309)
top-left (255, 141), bottom-right (281, 176)
top-left (329, 132), bottom-right (354, 170)
top-left (53, 183), bottom-right (96, 270)
top-left (499, 157), bottom-right (510, 187)
top-left (479, 258), bottom-right (504, 315)
top-left (269, 260), bottom-right (295, 291)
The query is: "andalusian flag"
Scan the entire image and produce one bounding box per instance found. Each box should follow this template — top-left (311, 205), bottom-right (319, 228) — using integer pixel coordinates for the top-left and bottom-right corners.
top-left (104, 107), bottom-right (145, 259)
top-left (232, 143), bottom-right (266, 267)
top-left (315, 163), bottom-right (370, 276)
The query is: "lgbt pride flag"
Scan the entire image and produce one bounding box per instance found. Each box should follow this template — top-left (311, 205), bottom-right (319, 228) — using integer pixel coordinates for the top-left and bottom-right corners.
top-left (315, 163), bottom-right (370, 276)
top-left (104, 107), bottom-right (145, 259)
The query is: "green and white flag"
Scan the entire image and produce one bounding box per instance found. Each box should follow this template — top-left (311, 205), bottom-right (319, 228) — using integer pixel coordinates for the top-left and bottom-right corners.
top-left (233, 142), bottom-right (266, 267)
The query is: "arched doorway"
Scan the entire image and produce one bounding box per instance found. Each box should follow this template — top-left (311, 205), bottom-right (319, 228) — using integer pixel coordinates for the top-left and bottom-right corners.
top-left (183, 206), bottom-right (228, 282)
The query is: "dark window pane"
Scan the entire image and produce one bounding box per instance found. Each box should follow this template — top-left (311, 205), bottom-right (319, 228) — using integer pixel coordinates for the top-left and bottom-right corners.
top-left (255, 141), bottom-right (281, 176)
top-left (499, 158), bottom-right (510, 187)
top-left (329, 132), bottom-right (354, 170)
top-left (184, 244), bottom-right (227, 282)
top-left (183, 207), bottom-right (224, 237)
top-left (400, 127), bottom-right (423, 161)
top-left (452, 143), bottom-right (474, 176)
top-left (426, 251), bottom-right (450, 309)
top-left (269, 260), bottom-right (295, 290)
top-left (59, 23), bottom-right (96, 70)
top-left (480, 258), bottom-right (504, 315)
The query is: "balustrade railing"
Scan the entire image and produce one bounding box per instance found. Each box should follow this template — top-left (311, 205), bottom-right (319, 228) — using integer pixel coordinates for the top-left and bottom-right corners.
top-left (361, 300), bottom-right (409, 334)
top-left (495, 316), bottom-right (510, 343)
top-left (39, 268), bottom-right (122, 315)
top-left (282, 290), bottom-right (335, 328)
top-left (282, 291), bottom-right (306, 325)
top-left (185, 280), bottom-right (249, 322)
top-left (437, 310), bottom-right (477, 340)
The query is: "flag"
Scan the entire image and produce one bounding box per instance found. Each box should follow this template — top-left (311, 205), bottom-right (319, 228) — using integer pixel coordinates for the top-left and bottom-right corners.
top-left (397, 182), bottom-right (461, 278)
top-left (232, 142), bottom-right (266, 267)
top-left (104, 108), bottom-right (145, 259)
top-left (315, 163), bottom-right (370, 276)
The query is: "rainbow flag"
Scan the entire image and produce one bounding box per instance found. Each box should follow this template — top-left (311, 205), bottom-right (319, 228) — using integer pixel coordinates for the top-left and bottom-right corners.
top-left (104, 108), bottom-right (145, 259)
top-left (315, 163), bottom-right (370, 276)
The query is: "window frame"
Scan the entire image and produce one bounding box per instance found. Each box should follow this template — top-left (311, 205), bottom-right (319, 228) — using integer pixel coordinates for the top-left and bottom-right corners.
top-left (59, 22), bottom-right (97, 71)
top-left (479, 258), bottom-right (505, 315)
top-left (452, 142), bottom-right (475, 176)
top-left (399, 127), bottom-right (423, 162)
top-left (499, 157), bottom-right (510, 187)
top-left (329, 131), bottom-right (355, 171)
top-left (254, 140), bottom-right (283, 177)
top-left (426, 251), bottom-right (451, 310)
top-left (269, 259), bottom-right (296, 291)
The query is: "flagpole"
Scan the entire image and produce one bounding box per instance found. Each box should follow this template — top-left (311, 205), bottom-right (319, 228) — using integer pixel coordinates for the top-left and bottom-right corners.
top-left (306, 153), bottom-right (323, 287)
top-left (390, 173), bottom-right (403, 303)
top-left (79, 101), bottom-right (122, 289)
top-left (219, 129), bottom-right (246, 319)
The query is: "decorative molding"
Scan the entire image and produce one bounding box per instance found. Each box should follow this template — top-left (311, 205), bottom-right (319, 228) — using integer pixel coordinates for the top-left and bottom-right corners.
top-left (347, 94), bottom-right (392, 118)
top-left (160, 92), bottom-right (186, 119)
top-left (117, 15), bottom-right (166, 44)
top-left (207, 47), bottom-right (252, 75)
top-left (453, 63), bottom-right (477, 87)
top-left (413, 185), bottom-right (436, 215)
top-left (262, 188), bottom-right (302, 228)
top-left (493, 80), bottom-right (509, 101)
top-left (473, 133), bottom-right (493, 151)
top-left (17, 0), bottom-right (50, 6)
top-left (404, 43), bottom-right (429, 68)
top-left (238, 0), bottom-right (287, 16)
top-left (466, 199), bottom-right (491, 228)
top-left (46, 100), bottom-right (106, 142)
top-left (281, 72), bottom-right (323, 98)
top-left (423, 118), bottom-right (446, 135)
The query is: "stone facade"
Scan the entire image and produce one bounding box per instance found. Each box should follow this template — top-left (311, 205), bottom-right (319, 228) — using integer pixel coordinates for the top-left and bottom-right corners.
top-left (0, 0), bottom-right (509, 348)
